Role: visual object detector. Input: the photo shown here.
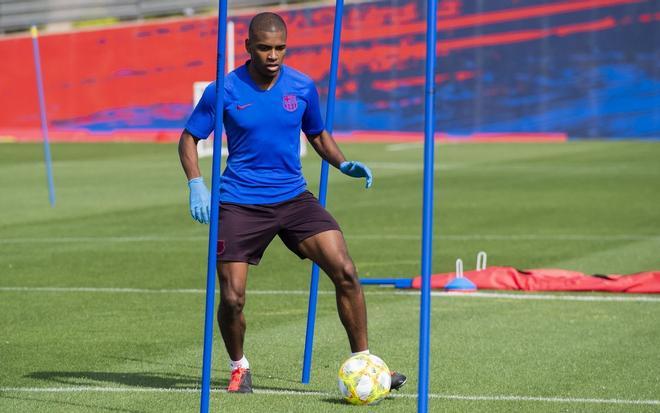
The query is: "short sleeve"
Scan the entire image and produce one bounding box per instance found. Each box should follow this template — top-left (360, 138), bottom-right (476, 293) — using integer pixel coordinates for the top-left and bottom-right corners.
top-left (301, 83), bottom-right (325, 136)
top-left (184, 82), bottom-right (216, 139)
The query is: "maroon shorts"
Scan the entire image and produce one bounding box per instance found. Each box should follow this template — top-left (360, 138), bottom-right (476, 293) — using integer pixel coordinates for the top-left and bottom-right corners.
top-left (217, 191), bottom-right (341, 265)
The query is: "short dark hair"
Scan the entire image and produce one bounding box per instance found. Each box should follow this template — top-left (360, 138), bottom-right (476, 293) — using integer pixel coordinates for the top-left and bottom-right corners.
top-left (248, 12), bottom-right (287, 39)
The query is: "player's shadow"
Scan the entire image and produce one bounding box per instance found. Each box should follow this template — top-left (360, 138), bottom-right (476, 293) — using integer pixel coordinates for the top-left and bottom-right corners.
top-left (26, 370), bottom-right (226, 389)
top-left (105, 355), bottom-right (199, 371)
top-left (27, 370), bottom-right (314, 392)
top-left (105, 355), bottom-right (300, 384)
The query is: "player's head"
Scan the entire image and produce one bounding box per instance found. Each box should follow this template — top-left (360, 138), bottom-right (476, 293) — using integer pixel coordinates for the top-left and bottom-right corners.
top-left (246, 12), bottom-right (287, 80)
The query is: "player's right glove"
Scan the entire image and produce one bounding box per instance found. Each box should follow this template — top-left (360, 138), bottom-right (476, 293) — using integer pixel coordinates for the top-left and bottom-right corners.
top-left (188, 176), bottom-right (211, 224)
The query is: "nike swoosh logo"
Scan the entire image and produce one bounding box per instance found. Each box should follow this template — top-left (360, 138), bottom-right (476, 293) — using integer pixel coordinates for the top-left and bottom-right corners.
top-left (236, 103), bottom-right (253, 110)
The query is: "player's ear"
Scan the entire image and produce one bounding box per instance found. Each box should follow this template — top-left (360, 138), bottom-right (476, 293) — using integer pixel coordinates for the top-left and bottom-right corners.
top-left (244, 38), bottom-right (251, 54)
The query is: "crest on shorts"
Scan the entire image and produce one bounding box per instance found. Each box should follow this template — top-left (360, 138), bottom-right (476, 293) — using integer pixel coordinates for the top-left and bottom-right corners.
top-left (283, 95), bottom-right (298, 112)
top-left (217, 240), bottom-right (225, 255)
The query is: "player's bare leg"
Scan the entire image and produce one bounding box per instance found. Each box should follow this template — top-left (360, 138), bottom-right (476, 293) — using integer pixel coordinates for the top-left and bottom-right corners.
top-left (298, 230), bottom-right (368, 352)
top-left (298, 230), bottom-right (407, 391)
top-left (217, 261), bottom-right (249, 359)
top-left (217, 261), bottom-right (253, 392)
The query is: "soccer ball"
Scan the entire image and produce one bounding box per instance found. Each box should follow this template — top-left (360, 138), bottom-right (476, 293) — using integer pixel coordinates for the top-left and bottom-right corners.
top-left (337, 353), bottom-right (391, 405)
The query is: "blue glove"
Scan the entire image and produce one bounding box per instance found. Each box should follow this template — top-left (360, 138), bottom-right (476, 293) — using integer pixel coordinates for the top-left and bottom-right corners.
top-left (339, 161), bottom-right (373, 189)
top-left (188, 177), bottom-right (211, 224)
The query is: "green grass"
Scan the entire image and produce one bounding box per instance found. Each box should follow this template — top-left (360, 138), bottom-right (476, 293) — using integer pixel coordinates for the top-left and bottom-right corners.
top-left (1, 141), bottom-right (659, 412)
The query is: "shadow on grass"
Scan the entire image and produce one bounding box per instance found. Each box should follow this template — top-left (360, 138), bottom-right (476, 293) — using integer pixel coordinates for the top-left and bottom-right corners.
top-left (320, 397), bottom-right (348, 405)
top-left (105, 355), bottom-right (300, 384)
top-left (320, 396), bottom-right (398, 407)
top-left (26, 371), bottom-right (226, 389)
top-left (106, 355), bottom-right (198, 371)
top-left (26, 370), bottom-right (323, 394)
top-left (0, 394), bottom-right (143, 413)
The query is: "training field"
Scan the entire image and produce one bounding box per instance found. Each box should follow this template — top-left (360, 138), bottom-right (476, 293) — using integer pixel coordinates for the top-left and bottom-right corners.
top-left (1, 141), bottom-right (659, 412)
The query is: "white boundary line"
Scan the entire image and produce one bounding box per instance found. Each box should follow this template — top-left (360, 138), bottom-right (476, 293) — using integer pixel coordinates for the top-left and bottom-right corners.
top-left (0, 287), bottom-right (330, 295)
top-left (0, 386), bottom-right (658, 405)
top-left (425, 291), bottom-right (660, 302)
top-left (385, 142), bottom-right (424, 151)
top-left (0, 287), bottom-right (332, 295)
top-left (1, 287), bottom-right (659, 302)
top-left (1, 234), bottom-right (658, 244)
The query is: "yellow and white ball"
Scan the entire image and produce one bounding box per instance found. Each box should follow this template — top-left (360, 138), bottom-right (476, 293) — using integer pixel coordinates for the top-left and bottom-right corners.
top-left (338, 353), bottom-right (391, 405)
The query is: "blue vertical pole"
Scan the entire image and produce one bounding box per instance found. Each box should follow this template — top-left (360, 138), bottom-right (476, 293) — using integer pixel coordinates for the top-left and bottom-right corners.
top-left (199, 1), bottom-right (227, 412)
top-left (418, 0), bottom-right (437, 411)
top-left (30, 26), bottom-right (55, 207)
top-left (301, 0), bottom-right (344, 384)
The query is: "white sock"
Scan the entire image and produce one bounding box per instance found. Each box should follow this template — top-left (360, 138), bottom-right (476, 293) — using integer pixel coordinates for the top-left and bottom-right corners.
top-left (230, 355), bottom-right (250, 370)
top-left (351, 349), bottom-right (370, 356)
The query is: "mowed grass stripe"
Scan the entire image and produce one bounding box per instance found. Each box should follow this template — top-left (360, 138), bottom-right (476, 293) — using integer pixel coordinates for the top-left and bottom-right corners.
top-left (1, 387), bottom-right (659, 406)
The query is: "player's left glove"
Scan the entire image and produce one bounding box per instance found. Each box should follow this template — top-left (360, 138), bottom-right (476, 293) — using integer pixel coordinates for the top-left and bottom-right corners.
top-left (188, 176), bottom-right (211, 224)
top-left (339, 161), bottom-right (373, 189)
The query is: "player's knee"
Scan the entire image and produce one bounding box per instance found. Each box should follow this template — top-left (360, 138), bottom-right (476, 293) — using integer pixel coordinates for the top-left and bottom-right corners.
top-left (220, 292), bottom-right (245, 316)
top-left (332, 260), bottom-right (360, 290)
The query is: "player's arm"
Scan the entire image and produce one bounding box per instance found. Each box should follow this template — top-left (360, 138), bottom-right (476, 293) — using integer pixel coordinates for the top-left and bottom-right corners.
top-left (179, 82), bottom-right (218, 224)
top-left (307, 130), bottom-right (373, 189)
top-left (178, 130), bottom-right (203, 180)
top-left (178, 130), bottom-right (211, 224)
top-left (303, 81), bottom-right (373, 188)
top-left (306, 130), bottom-right (346, 169)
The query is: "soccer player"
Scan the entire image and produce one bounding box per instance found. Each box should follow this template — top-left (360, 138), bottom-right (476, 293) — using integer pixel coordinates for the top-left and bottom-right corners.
top-left (178, 12), bottom-right (406, 393)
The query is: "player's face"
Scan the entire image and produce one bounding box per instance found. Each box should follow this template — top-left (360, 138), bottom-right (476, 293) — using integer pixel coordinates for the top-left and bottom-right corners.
top-left (246, 30), bottom-right (287, 79)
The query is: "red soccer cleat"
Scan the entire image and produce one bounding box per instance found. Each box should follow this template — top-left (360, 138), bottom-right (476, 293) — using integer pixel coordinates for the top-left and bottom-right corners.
top-left (227, 368), bottom-right (253, 393)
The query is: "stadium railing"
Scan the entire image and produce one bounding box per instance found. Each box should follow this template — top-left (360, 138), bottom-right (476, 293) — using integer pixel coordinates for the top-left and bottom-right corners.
top-left (0, 0), bottom-right (211, 33)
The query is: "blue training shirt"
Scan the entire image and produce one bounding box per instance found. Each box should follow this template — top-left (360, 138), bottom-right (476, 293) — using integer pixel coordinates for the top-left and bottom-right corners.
top-left (185, 62), bottom-right (325, 204)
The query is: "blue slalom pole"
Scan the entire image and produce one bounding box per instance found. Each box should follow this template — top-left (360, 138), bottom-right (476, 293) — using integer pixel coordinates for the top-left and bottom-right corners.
top-left (301, 0), bottom-right (344, 384)
top-left (418, 0), bottom-right (438, 410)
top-left (30, 26), bottom-right (55, 207)
top-left (199, 1), bottom-right (227, 412)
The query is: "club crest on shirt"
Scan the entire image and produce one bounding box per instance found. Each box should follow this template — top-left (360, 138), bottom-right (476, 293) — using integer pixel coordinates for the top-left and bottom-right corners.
top-left (282, 95), bottom-right (298, 112)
